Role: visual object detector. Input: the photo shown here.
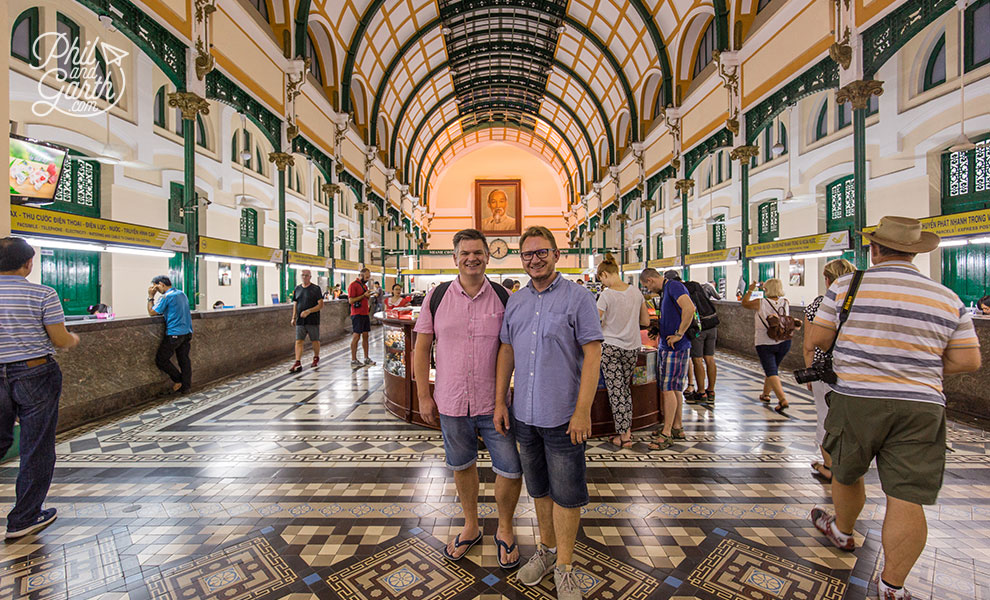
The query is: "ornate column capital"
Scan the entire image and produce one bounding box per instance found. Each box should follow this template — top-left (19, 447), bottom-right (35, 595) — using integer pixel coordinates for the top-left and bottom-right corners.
top-left (729, 145), bottom-right (760, 162)
top-left (321, 183), bottom-right (340, 196)
top-left (616, 213), bottom-right (631, 223)
top-left (674, 178), bottom-right (695, 194)
top-left (354, 202), bottom-right (369, 213)
top-left (836, 80), bottom-right (884, 110)
top-left (268, 152), bottom-right (295, 171)
top-left (167, 91), bottom-right (210, 120)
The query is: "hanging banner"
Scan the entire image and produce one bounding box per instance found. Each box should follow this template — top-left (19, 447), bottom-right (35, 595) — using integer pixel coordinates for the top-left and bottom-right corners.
top-left (684, 247), bottom-right (741, 265)
top-left (646, 256), bottom-right (681, 269)
top-left (199, 236), bottom-right (282, 262)
top-left (622, 262), bottom-right (645, 271)
top-left (333, 259), bottom-right (363, 271)
top-left (861, 208), bottom-right (990, 243)
top-left (746, 231), bottom-right (850, 258)
top-left (11, 205), bottom-right (188, 251)
top-left (286, 251), bottom-right (331, 269)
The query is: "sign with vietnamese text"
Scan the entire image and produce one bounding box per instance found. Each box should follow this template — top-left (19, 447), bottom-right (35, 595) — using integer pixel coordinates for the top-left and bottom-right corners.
top-left (199, 236), bottom-right (282, 262)
top-left (747, 231), bottom-right (850, 258)
top-left (12, 205), bottom-right (187, 251)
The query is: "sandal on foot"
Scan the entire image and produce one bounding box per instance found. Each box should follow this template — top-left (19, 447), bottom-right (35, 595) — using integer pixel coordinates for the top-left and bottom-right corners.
top-left (648, 434), bottom-right (673, 451)
top-left (441, 532), bottom-right (483, 561)
top-left (609, 436), bottom-right (635, 450)
top-left (774, 403), bottom-right (789, 414)
top-left (494, 533), bottom-right (520, 569)
top-left (759, 394), bottom-right (772, 402)
top-left (811, 462), bottom-right (833, 483)
top-left (671, 428), bottom-right (686, 440)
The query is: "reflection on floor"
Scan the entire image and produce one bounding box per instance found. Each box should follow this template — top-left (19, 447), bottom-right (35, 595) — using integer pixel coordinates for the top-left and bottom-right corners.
top-left (1, 333), bottom-right (988, 600)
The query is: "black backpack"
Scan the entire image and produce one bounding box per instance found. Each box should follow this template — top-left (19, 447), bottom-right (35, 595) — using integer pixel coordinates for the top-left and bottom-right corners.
top-left (685, 281), bottom-right (720, 330)
top-left (429, 277), bottom-right (510, 319)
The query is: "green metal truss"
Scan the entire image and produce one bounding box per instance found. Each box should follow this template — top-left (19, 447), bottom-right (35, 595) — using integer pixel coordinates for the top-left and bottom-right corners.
top-left (744, 57), bottom-right (838, 144)
top-left (862, 0), bottom-right (955, 77)
top-left (684, 127), bottom-right (733, 177)
top-left (206, 70), bottom-right (283, 149)
top-left (291, 135), bottom-right (335, 182)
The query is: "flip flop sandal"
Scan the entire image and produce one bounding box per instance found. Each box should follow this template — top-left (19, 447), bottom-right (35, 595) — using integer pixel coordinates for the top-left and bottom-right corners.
top-left (811, 463), bottom-right (833, 483)
top-left (493, 534), bottom-right (520, 569)
top-left (441, 532), bottom-right (483, 561)
top-left (759, 394), bottom-right (772, 402)
top-left (774, 404), bottom-right (789, 415)
top-left (608, 437), bottom-right (635, 450)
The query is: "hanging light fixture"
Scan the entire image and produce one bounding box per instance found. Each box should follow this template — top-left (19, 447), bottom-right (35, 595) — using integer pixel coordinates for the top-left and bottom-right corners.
top-left (949, 3), bottom-right (975, 152)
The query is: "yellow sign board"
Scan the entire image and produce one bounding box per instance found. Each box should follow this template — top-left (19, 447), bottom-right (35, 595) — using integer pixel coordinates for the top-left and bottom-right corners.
top-left (404, 269), bottom-right (454, 275)
top-left (684, 247), bottom-right (740, 265)
top-left (334, 259), bottom-right (363, 271)
top-left (11, 206), bottom-right (188, 251)
top-left (647, 256), bottom-right (681, 269)
top-left (199, 236), bottom-right (282, 262)
top-left (861, 208), bottom-right (990, 244)
top-left (621, 262), bottom-right (644, 271)
top-left (286, 251), bottom-right (331, 269)
top-left (367, 264), bottom-right (383, 273)
top-left (746, 231), bottom-right (850, 258)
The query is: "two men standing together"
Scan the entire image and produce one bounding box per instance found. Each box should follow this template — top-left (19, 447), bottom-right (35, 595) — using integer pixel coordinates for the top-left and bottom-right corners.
top-left (414, 227), bottom-right (602, 600)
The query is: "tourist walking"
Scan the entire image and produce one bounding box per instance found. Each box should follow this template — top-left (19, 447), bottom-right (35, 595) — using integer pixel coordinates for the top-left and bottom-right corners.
top-left (495, 226), bottom-right (602, 600)
top-left (639, 269), bottom-right (696, 450)
top-left (147, 275), bottom-right (193, 393)
top-left (595, 254), bottom-right (650, 449)
top-left (0, 237), bottom-right (80, 539)
top-left (683, 279), bottom-right (720, 407)
top-left (348, 268), bottom-right (375, 368)
top-left (806, 217), bottom-right (981, 600)
top-left (742, 278), bottom-right (795, 413)
top-left (289, 269), bottom-right (324, 373)
top-left (412, 229), bottom-right (519, 567)
top-left (802, 258), bottom-right (854, 482)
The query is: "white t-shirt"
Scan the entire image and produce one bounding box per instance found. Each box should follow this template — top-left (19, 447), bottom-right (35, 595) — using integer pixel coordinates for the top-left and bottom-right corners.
top-left (596, 285), bottom-right (645, 350)
top-left (754, 296), bottom-right (790, 346)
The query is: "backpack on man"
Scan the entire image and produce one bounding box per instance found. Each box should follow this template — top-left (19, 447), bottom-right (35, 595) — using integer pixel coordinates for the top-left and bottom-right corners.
top-left (427, 278), bottom-right (510, 368)
top-left (685, 281), bottom-right (719, 330)
top-left (760, 298), bottom-right (797, 341)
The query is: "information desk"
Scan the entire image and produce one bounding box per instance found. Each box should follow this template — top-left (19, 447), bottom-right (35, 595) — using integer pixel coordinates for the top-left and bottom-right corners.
top-left (380, 315), bottom-right (660, 436)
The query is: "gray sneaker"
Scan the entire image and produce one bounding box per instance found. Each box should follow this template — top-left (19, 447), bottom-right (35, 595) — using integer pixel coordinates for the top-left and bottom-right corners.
top-left (516, 544), bottom-right (556, 586)
top-left (363, 358), bottom-right (376, 366)
top-left (554, 565), bottom-right (583, 600)
top-left (350, 359), bottom-right (364, 369)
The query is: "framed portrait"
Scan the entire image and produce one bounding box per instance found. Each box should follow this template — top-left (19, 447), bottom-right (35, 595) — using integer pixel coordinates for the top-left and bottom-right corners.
top-left (475, 179), bottom-right (521, 237)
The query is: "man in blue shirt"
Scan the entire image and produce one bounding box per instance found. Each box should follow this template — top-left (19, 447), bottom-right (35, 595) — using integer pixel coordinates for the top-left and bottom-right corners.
top-left (495, 226), bottom-right (602, 600)
top-left (0, 237), bottom-right (80, 539)
top-left (640, 269), bottom-right (696, 450)
top-left (147, 275), bottom-right (193, 393)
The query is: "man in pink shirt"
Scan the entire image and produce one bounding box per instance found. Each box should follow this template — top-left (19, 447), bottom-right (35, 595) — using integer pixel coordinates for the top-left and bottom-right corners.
top-left (413, 229), bottom-right (522, 569)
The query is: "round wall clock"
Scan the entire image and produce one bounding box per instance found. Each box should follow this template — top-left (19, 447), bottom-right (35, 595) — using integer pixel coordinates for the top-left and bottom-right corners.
top-left (490, 238), bottom-right (509, 259)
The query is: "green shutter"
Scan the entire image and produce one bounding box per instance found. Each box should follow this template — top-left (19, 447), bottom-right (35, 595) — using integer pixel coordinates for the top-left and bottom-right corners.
top-left (168, 182), bottom-right (184, 232)
top-left (757, 202), bottom-right (778, 243)
top-left (318, 230), bottom-right (325, 257)
top-left (826, 175), bottom-right (855, 233)
top-left (41, 249), bottom-right (100, 316)
top-left (941, 137), bottom-right (990, 304)
top-left (52, 152), bottom-right (100, 218)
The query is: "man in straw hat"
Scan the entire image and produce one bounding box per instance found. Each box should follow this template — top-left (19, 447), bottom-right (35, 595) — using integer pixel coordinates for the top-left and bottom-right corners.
top-left (806, 216), bottom-right (981, 600)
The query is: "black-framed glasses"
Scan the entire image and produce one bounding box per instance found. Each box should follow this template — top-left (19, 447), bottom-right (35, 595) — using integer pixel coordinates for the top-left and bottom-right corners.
top-left (520, 248), bottom-right (551, 261)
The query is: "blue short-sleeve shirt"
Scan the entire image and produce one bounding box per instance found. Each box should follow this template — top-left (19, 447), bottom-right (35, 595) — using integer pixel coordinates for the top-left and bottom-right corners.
top-left (153, 288), bottom-right (193, 335)
top-left (659, 280), bottom-right (692, 352)
top-left (500, 273), bottom-right (603, 428)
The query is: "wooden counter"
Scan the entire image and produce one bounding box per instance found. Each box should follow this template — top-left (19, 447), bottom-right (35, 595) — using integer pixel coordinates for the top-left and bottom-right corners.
top-left (380, 315), bottom-right (660, 437)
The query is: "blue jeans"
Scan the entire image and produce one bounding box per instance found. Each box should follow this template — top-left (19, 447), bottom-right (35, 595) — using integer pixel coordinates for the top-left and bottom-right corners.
top-left (0, 359), bottom-right (62, 531)
top-left (513, 418), bottom-right (589, 508)
top-left (756, 341), bottom-right (791, 377)
top-left (438, 414), bottom-right (522, 479)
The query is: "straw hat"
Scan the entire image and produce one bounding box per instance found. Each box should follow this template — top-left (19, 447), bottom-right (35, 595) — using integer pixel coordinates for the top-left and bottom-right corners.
top-left (860, 216), bottom-right (940, 254)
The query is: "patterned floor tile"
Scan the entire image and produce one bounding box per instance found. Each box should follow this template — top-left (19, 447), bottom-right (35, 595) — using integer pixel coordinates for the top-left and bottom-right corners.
top-left (505, 541), bottom-right (659, 599)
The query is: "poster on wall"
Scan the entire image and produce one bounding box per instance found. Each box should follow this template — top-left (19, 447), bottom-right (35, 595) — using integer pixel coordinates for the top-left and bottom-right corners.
top-left (218, 263), bottom-right (232, 286)
top-left (789, 258), bottom-right (805, 287)
top-left (475, 179), bottom-right (521, 237)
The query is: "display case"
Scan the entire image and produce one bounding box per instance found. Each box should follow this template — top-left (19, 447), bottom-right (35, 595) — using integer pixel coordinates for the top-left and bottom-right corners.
top-left (379, 315), bottom-right (660, 436)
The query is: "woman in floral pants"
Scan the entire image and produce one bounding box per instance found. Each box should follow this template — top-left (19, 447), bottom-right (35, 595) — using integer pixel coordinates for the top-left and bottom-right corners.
top-left (596, 254), bottom-right (651, 449)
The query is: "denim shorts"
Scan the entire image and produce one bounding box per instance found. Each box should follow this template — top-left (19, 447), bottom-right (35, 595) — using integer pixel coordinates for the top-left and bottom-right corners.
top-left (756, 341), bottom-right (791, 377)
top-left (438, 414), bottom-right (522, 479)
top-left (512, 418), bottom-right (589, 508)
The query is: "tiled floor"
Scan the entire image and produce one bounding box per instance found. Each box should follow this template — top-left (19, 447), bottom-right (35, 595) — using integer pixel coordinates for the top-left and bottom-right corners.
top-left (1, 332), bottom-right (988, 599)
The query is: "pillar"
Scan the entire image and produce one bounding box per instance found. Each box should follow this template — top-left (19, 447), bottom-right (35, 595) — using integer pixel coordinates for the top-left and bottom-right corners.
top-left (837, 80), bottom-right (883, 269)
top-left (269, 152), bottom-right (294, 302)
top-left (730, 145), bottom-right (760, 283)
top-left (675, 178), bottom-right (694, 280)
top-left (167, 92), bottom-right (210, 309)
top-left (644, 207), bottom-right (651, 262)
top-left (322, 183), bottom-right (338, 288)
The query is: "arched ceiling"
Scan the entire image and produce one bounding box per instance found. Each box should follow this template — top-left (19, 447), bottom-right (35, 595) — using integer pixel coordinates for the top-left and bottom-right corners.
top-left (298, 0), bottom-right (724, 209)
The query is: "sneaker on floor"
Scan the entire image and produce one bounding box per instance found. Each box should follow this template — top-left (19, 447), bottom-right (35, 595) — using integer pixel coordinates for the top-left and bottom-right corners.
top-left (6, 508), bottom-right (57, 539)
top-left (288, 361), bottom-right (302, 374)
top-left (516, 544), bottom-right (556, 586)
top-left (809, 507), bottom-right (855, 551)
top-left (311, 356), bottom-right (320, 368)
top-left (877, 578), bottom-right (912, 599)
top-left (363, 358), bottom-right (376, 366)
top-left (350, 359), bottom-right (364, 369)
top-left (554, 565), bottom-right (584, 600)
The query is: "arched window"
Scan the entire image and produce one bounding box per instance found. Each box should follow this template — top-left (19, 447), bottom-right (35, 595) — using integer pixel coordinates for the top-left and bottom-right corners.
top-left (693, 20), bottom-right (717, 78)
top-left (154, 86), bottom-right (166, 127)
top-left (95, 50), bottom-right (115, 102)
top-left (837, 101), bottom-right (852, 130)
top-left (923, 34), bottom-right (946, 91)
top-left (56, 14), bottom-right (80, 82)
top-left (815, 102), bottom-right (829, 141)
top-left (240, 208), bottom-right (258, 245)
top-left (758, 0), bottom-right (773, 11)
top-left (778, 122), bottom-right (788, 155)
top-left (196, 115), bottom-right (207, 148)
top-left (307, 32), bottom-right (323, 85)
top-left (11, 8), bottom-right (39, 66)
top-left (246, 0), bottom-right (269, 21)
top-left (965, 0), bottom-right (990, 72)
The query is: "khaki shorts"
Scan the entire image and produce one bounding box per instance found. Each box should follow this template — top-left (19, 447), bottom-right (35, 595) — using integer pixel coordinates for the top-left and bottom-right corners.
top-left (823, 391), bottom-right (946, 505)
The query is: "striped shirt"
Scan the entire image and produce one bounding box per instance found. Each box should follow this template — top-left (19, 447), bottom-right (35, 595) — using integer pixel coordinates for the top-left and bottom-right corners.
top-left (0, 275), bottom-right (64, 363)
top-left (815, 261), bottom-right (979, 406)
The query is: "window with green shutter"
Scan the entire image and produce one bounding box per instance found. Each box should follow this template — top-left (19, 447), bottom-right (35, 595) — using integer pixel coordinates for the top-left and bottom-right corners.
top-left (168, 182), bottom-right (184, 232)
top-left (53, 152), bottom-right (100, 218)
top-left (757, 201), bottom-right (778, 243)
top-left (317, 230), bottom-right (326, 257)
top-left (240, 208), bottom-right (257, 244)
top-left (56, 14), bottom-right (79, 82)
top-left (814, 102), bottom-right (828, 141)
top-left (826, 176), bottom-right (855, 233)
top-left (712, 216), bottom-right (726, 250)
top-left (286, 221), bottom-right (298, 251)
top-left (11, 8), bottom-right (40, 66)
top-left (941, 136), bottom-right (990, 304)
top-left (924, 34), bottom-right (947, 91)
top-left (965, 0), bottom-right (990, 72)
top-left (154, 86), bottom-right (167, 127)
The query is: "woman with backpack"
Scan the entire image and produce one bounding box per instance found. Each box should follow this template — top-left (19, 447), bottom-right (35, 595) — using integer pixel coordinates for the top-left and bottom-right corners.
top-left (596, 254), bottom-right (651, 449)
top-left (741, 278), bottom-right (797, 413)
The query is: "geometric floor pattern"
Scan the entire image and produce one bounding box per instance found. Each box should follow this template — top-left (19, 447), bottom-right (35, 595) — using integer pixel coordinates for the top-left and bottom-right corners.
top-left (1, 331), bottom-right (988, 599)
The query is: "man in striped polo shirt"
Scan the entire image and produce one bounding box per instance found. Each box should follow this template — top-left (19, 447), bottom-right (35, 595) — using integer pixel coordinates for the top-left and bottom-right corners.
top-left (0, 237), bottom-right (80, 539)
top-left (807, 217), bottom-right (981, 600)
